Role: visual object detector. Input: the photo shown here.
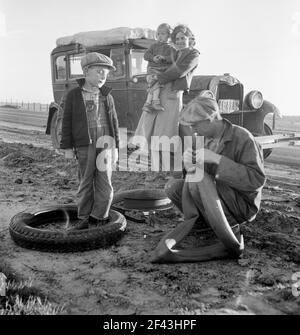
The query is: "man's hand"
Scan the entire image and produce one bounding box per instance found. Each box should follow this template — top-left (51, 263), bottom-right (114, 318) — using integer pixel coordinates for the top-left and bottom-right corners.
top-left (183, 148), bottom-right (196, 172)
top-left (183, 148), bottom-right (222, 171)
top-left (201, 149), bottom-right (222, 165)
top-left (64, 149), bottom-right (75, 160)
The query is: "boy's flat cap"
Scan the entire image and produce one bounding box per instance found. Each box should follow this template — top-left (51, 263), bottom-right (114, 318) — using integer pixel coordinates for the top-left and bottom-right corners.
top-left (81, 52), bottom-right (116, 70)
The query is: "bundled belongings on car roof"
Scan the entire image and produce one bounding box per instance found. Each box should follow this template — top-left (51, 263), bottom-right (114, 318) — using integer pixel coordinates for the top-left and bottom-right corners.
top-left (56, 27), bottom-right (157, 47)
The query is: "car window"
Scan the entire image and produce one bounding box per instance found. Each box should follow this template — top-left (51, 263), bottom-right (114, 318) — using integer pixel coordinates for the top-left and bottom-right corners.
top-left (55, 55), bottom-right (66, 80)
top-left (130, 49), bottom-right (147, 76)
top-left (69, 53), bottom-right (85, 78)
top-left (68, 50), bottom-right (113, 79)
top-left (108, 48), bottom-right (126, 80)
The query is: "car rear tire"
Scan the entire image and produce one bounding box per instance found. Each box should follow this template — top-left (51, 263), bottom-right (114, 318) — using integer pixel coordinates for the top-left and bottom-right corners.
top-left (50, 110), bottom-right (62, 149)
top-left (9, 205), bottom-right (127, 252)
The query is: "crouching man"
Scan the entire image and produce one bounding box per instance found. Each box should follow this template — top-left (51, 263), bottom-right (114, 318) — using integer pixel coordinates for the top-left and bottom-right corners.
top-left (151, 96), bottom-right (266, 262)
top-left (60, 52), bottom-right (119, 229)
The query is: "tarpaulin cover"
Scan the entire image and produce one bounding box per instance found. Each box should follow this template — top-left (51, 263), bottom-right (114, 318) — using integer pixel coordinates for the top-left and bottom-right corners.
top-left (56, 27), bottom-right (156, 47)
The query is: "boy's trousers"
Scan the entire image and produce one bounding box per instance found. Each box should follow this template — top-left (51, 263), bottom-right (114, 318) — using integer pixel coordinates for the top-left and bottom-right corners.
top-left (76, 143), bottom-right (113, 220)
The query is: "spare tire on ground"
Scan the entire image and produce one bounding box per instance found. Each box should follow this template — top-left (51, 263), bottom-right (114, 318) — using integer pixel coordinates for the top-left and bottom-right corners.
top-left (9, 205), bottom-right (126, 252)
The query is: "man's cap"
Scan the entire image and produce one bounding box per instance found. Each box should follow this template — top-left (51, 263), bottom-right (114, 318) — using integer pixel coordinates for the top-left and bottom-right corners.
top-left (81, 52), bottom-right (116, 71)
top-left (179, 95), bottom-right (222, 126)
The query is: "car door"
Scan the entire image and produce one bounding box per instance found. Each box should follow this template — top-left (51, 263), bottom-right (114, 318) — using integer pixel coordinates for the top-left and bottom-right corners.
top-left (106, 47), bottom-right (128, 129)
top-left (126, 48), bottom-right (148, 133)
top-left (52, 53), bottom-right (68, 105)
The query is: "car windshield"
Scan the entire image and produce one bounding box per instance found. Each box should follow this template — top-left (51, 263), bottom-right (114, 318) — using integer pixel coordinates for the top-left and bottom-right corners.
top-left (69, 53), bottom-right (85, 78)
top-left (55, 55), bottom-right (66, 80)
top-left (107, 48), bottom-right (126, 80)
top-left (130, 49), bottom-right (147, 76)
top-left (68, 50), bottom-right (126, 80)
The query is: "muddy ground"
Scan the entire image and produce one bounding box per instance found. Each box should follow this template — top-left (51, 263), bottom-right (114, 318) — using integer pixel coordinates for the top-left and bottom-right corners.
top-left (0, 125), bottom-right (300, 315)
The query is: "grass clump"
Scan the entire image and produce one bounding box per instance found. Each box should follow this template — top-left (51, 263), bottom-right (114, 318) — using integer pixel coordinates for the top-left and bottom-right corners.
top-left (0, 259), bottom-right (64, 315)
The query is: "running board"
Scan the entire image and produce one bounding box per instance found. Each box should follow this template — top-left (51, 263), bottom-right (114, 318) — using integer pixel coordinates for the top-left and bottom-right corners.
top-left (256, 132), bottom-right (300, 149)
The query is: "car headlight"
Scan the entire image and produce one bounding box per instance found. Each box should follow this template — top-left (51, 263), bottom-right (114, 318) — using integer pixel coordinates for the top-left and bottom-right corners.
top-left (245, 90), bottom-right (264, 109)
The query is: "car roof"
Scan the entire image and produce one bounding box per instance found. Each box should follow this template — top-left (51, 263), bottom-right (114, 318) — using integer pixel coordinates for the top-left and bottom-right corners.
top-left (51, 38), bottom-right (156, 55)
top-left (52, 27), bottom-right (157, 54)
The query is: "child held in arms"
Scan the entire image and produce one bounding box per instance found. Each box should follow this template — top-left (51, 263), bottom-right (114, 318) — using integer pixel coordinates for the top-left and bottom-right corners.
top-left (142, 23), bottom-right (177, 113)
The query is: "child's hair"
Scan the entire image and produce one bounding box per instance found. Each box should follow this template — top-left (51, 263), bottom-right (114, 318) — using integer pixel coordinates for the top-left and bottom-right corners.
top-left (171, 24), bottom-right (194, 44)
top-left (157, 23), bottom-right (172, 37)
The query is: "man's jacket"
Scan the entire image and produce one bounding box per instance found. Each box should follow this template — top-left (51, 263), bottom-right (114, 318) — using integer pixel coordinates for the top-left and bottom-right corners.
top-left (184, 119), bottom-right (266, 227)
top-left (211, 119), bottom-right (266, 223)
top-left (60, 79), bottom-right (119, 150)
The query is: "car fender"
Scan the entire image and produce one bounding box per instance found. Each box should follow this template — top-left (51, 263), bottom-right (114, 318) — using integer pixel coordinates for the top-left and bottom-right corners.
top-left (261, 100), bottom-right (282, 118)
top-left (45, 102), bottom-right (64, 134)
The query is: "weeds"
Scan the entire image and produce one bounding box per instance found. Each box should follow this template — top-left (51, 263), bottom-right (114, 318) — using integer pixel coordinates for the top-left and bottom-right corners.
top-left (0, 259), bottom-right (64, 315)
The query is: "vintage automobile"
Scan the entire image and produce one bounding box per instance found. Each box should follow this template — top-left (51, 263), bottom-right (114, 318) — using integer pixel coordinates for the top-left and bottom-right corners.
top-left (46, 28), bottom-right (281, 158)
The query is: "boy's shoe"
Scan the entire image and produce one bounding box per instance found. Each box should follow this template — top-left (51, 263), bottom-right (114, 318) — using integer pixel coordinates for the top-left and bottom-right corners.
top-left (151, 101), bottom-right (164, 111)
top-left (71, 217), bottom-right (89, 230)
top-left (97, 217), bottom-right (110, 226)
top-left (142, 102), bottom-right (153, 113)
top-left (69, 216), bottom-right (110, 231)
top-left (89, 216), bottom-right (110, 226)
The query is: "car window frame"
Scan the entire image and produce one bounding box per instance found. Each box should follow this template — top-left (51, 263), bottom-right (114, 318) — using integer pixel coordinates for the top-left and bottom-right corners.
top-left (54, 54), bottom-right (67, 82)
top-left (129, 48), bottom-right (148, 78)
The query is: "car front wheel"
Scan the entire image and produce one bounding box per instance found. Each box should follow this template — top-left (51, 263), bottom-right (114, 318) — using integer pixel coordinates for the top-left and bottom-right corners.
top-left (262, 123), bottom-right (273, 160)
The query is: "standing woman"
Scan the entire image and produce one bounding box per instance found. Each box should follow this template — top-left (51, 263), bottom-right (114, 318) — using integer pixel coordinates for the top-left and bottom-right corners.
top-left (132, 24), bottom-right (200, 172)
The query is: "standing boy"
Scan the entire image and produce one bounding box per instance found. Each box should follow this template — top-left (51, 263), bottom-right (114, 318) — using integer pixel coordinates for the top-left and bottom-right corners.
top-left (60, 52), bottom-right (119, 229)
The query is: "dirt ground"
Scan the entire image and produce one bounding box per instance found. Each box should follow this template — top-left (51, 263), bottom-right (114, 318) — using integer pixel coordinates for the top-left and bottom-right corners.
top-left (0, 124), bottom-right (300, 315)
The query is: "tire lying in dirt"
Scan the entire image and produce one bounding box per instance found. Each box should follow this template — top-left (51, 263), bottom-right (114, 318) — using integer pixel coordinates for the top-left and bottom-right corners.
top-left (112, 188), bottom-right (172, 211)
top-left (9, 205), bottom-right (127, 252)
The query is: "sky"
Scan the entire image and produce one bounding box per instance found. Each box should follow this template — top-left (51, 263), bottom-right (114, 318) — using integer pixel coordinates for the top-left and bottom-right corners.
top-left (0, 0), bottom-right (300, 116)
